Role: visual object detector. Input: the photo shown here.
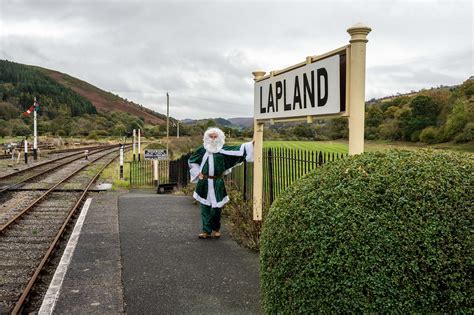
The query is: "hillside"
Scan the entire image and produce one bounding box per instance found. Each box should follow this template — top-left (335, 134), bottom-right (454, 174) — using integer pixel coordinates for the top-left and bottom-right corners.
top-left (0, 60), bottom-right (166, 125)
top-left (0, 60), bottom-right (97, 117)
top-left (264, 77), bottom-right (473, 144)
top-left (33, 66), bottom-right (166, 125)
top-left (0, 60), bottom-right (166, 138)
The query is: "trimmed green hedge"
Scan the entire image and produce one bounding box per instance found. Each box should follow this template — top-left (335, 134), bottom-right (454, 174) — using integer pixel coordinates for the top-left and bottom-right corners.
top-left (260, 150), bottom-right (473, 313)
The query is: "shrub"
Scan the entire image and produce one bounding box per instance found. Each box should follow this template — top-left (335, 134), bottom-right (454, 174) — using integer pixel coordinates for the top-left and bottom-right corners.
top-left (222, 184), bottom-right (261, 251)
top-left (260, 150), bottom-right (473, 313)
top-left (419, 126), bottom-right (438, 144)
top-left (87, 131), bottom-right (99, 140)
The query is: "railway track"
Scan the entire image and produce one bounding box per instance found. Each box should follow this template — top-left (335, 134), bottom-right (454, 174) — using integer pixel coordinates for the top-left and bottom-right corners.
top-left (0, 144), bottom-right (116, 186)
top-left (0, 145), bottom-right (124, 314)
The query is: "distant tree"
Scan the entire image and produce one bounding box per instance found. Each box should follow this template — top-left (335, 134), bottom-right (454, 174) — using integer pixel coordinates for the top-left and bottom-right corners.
top-left (419, 126), bottom-right (440, 144)
top-left (293, 123), bottom-right (314, 139)
top-left (0, 119), bottom-right (10, 137)
top-left (12, 123), bottom-right (31, 136)
top-left (206, 120), bottom-right (216, 128)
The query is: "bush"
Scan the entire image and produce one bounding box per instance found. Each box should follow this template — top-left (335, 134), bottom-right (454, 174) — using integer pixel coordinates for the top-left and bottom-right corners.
top-left (87, 131), bottom-right (99, 140)
top-left (260, 150), bottom-right (473, 313)
top-left (222, 184), bottom-right (261, 251)
top-left (419, 126), bottom-right (438, 144)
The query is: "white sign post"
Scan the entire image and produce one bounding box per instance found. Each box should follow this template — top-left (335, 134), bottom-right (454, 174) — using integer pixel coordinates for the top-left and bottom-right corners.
top-left (252, 24), bottom-right (371, 221)
top-left (24, 139), bottom-right (28, 164)
top-left (119, 144), bottom-right (124, 179)
top-left (138, 129), bottom-right (141, 161)
top-left (132, 129), bottom-right (136, 161)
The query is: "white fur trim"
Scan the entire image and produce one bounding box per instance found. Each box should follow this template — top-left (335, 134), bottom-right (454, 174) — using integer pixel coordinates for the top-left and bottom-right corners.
top-left (189, 152), bottom-right (209, 184)
top-left (208, 153), bottom-right (214, 176)
top-left (214, 195), bottom-right (230, 207)
top-left (207, 153), bottom-right (220, 207)
top-left (193, 191), bottom-right (211, 206)
top-left (244, 141), bottom-right (254, 162)
top-left (189, 163), bottom-right (200, 184)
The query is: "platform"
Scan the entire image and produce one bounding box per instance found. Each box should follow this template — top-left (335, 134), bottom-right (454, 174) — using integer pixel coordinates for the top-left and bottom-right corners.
top-left (40, 191), bottom-right (260, 314)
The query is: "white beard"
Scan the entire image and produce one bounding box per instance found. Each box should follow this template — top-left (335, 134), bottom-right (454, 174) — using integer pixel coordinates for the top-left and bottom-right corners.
top-left (204, 138), bottom-right (224, 153)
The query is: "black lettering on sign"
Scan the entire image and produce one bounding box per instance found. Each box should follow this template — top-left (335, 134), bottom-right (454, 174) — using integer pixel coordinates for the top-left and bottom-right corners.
top-left (275, 81), bottom-right (282, 112)
top-left (284, 80), bottom-right (291, 111)
top-left (267, 84), bottom-right (275, 112)
top-left (317, 68), bottom-right (328, 107)
top-left (303, 71), bottom-right (315, 108)
top-left (259, 86), bottom-right (266, 113)
top-left (293, 76), bottom-right (302, 110)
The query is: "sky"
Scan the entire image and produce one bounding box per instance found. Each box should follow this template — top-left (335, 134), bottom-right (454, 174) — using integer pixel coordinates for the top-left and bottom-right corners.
top-left (0, 0), bottom-right (472, 120)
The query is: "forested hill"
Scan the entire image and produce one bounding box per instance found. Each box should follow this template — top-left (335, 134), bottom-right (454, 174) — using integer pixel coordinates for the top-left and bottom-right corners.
top-left (0, 60), bottom-right (97, 117)
top-left (33, 66), bottom-right (166, 125)
top-left (0, 60), bottom-right (167, 138)
top-left (263, 78), bottom-right (473, 145)
top-left (0, 60), bottom-right (166, 124)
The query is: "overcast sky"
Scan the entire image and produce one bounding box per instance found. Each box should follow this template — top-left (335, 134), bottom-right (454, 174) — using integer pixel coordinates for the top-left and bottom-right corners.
top-left (1, 0), bottom-right (472, 120)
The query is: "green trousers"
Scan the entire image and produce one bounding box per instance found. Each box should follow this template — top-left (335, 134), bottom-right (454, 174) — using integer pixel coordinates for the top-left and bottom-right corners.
top-left (200, 204), bottom-right (222, 234)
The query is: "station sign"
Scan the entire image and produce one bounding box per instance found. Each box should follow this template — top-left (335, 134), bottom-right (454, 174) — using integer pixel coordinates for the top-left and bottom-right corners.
top-left (254, 53), bottom-right (346, 120)
top-left (144, 149), bottom-right (168, 160)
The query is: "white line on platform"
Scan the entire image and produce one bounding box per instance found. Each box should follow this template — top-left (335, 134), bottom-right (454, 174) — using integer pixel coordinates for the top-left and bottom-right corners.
top-left (38, 198), bottom-right (93, 315)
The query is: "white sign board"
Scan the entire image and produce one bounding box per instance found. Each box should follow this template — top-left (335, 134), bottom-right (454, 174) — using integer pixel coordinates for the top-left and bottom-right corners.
top-left (254, 54), bottom-right (342, 120)
top-left (144, 149), bottom-right (168, 160)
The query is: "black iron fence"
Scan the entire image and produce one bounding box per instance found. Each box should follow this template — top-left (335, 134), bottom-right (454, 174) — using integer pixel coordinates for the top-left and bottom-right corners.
top-left (169, 153), bottom-right (191, 187)
top-left (226, 148), bottom-right (347, 209)
top-left (130, 148), bottom-right (346, 207)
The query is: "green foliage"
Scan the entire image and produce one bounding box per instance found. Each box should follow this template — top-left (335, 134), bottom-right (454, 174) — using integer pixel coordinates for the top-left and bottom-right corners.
top-left (0, 101), bottom-right (20, 119)
top-left (419, 126), bottom-right (439, 143)
top-left (0, 119), bottom-right (10, 137)
top-left (260, 150), bottom-right (472, 313)
top-left (11, 120), bottom-right (30, 136)
top-left (360, 81), bottom-right (474, 144)
top-left (87, 131), bottom-right (99, 140)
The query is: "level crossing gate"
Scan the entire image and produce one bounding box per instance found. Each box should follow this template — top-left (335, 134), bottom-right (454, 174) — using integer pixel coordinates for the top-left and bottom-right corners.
top-left (127, 160), bottom-right (170, 188)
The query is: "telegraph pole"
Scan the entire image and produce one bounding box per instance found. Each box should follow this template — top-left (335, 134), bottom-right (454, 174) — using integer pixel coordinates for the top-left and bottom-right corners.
top-left (177, 120), bottom-right (180, 139)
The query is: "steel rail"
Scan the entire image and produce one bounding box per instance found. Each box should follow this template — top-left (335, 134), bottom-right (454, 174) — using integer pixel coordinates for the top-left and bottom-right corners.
top-left (0, 144), bottom-right (117, 181)
top-left (10, 148), bottom-right (122, 315)
top-left (0, 145), bottom-right (117, 195)
top-left (0, 147), bottom-right (118, 233)
top-left (47, 144), bottom-right (114, 154)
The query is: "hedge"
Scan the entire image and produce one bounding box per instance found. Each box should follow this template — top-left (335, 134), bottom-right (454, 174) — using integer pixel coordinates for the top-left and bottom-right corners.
top-left (260, 149), bottom-right (473, 313)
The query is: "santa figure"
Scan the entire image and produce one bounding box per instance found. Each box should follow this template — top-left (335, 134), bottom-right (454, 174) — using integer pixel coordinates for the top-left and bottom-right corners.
top-left (188, 127), bottom-right (254, 239)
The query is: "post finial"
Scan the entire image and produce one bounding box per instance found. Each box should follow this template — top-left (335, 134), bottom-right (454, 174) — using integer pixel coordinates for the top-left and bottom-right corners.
top-left (347, 23), bottom-right (372, 43)
top-left (252, 71), bottom-right (266, 81)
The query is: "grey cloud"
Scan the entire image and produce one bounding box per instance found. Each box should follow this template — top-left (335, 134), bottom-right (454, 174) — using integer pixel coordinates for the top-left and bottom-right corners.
top-left (1, 0), bottom-right (472, 119)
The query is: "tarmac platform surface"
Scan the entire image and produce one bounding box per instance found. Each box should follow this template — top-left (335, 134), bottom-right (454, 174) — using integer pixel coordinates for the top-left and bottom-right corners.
top-left (46, 191), bottom-right (260, 314)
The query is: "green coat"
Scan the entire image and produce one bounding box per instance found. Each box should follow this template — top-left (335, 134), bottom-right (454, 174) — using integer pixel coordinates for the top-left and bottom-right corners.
top-left (188, 142), bottom-right (254, 208)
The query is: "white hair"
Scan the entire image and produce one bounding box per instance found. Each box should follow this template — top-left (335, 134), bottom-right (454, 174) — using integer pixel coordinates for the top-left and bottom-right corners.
top-left (203, 127), bottom-right (225, 153)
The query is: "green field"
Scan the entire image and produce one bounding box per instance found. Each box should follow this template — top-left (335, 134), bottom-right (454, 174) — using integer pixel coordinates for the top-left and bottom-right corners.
top-left (263, 141), bottom-right (348, 153)
top-left (262, 140), bottom-right (473, 154)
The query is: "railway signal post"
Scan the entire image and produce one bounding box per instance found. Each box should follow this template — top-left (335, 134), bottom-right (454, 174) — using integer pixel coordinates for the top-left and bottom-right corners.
top-left (33, 103), bottom-right (38, 160)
